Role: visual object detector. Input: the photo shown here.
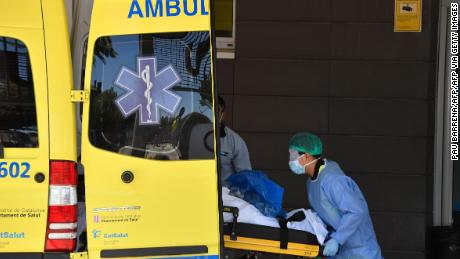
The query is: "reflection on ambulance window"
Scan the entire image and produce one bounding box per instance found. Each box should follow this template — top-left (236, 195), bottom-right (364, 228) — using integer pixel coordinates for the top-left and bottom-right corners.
top-left (89, 32), bottom-right (215, 161)
top-left (0, 36), bottom-right (38, 148)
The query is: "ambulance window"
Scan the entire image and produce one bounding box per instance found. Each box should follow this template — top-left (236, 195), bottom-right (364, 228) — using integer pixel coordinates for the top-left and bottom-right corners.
top-left (0, 37), bottom-right (38, 148)
top-left (89, 32), bottom-right (215, 161)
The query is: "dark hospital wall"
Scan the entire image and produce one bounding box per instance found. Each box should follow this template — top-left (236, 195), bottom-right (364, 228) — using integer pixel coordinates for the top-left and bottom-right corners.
top-left (216, 0), bottom-right (439, 258)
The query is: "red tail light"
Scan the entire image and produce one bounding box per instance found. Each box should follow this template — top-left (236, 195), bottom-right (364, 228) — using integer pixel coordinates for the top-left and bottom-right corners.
top-left (50, 161), bottom-right (77, 185)
top-left (45, 160), bottom-right (78, 252)
top-left (48, 205), bottom-right (78, 223)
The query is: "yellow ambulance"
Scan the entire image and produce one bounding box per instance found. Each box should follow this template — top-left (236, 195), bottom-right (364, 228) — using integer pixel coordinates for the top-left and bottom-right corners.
top-left (2, 0), bottom-right (220, 258)
top-left (0, 0), bottom-right (79, 257)
top-left (76, 0), bottom-right (221, 258)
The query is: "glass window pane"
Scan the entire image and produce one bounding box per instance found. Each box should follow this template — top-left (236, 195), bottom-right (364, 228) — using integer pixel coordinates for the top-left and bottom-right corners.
top-left (0, 36), bottom-right (38, 148)
top-left (89, 32), bottom-right (215, 161)
top-left (215, 0), bottom-right (233, 38)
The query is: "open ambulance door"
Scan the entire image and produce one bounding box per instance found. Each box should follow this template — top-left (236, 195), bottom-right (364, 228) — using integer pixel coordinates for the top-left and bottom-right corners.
top-left (0, 0), bottom-right (78, 255)
top-left (80, 0), bottom-right (220, 258)
top-left (0, 1), bottom-right (51, 253)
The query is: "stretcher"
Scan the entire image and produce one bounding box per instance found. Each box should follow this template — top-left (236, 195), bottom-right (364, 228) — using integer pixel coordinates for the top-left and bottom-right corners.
top-left (223, 206), bottom-right (324, 258)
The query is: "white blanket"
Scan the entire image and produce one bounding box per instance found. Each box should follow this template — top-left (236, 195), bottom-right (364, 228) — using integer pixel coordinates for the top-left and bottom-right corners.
top-left (222, 187), bottom-right (328, 245)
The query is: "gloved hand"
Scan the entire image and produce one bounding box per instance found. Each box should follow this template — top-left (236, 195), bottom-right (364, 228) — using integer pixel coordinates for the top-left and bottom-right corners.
top-left (323, 238), bottom-right (339, 257)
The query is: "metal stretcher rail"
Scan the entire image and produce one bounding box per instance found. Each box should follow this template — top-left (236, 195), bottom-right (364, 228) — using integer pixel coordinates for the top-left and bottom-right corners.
top-left (222, 206), bottom-right (324, 258)
top-left (224, 235), bottom-right (321, 257)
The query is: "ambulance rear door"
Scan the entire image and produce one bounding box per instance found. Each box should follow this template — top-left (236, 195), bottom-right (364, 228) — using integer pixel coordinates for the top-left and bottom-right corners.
top-left (81, 1), bottom-right (220, 258)
top-left (0, 0), bottom-right (51, 253)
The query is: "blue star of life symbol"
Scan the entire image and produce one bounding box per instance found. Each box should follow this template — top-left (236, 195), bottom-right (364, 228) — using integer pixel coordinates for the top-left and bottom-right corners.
top-left (114, 57), bottom-right (182, 125)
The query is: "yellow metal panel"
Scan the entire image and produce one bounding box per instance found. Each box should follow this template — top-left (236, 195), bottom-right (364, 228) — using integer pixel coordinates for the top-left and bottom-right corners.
top-left (82, 149), bottom-right (220, 256)
top-left (81, 1), bottom-right (219, 258)
top-left (90, 0), bottom-right (211, 36)
top-left (0, 0), bottom-right (43, 29)
top-left (41, 0), bottom-right (77, 161)
top-left (224, 236), bottom-right (320, 258)
top-left (0, 0), bottom-right (75, 253)
top-left (2, 149), bottom-right (41, 159)
top-left (0, 26), bottom-right (50, 252)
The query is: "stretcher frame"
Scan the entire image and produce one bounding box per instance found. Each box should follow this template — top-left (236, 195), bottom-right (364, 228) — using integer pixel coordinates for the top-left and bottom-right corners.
top-left (222, 206), bottom-right (323, 258)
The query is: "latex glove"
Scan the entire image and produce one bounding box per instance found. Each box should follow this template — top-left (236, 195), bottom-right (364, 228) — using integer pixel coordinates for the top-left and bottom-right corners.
top-left (323, 238), bottom-right (339, 257)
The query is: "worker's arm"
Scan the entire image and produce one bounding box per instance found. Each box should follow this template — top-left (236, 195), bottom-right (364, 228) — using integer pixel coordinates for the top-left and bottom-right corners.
top-left (327, 176), bottom-right (367, 245)
top-left (233, 136), bottom-right (252, 173)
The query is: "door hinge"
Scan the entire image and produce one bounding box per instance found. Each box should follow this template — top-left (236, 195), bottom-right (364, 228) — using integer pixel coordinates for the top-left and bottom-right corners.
top-left (70, 252), bottom-right (88, 259)
top-left (71, 90), bottom-right (89, 103)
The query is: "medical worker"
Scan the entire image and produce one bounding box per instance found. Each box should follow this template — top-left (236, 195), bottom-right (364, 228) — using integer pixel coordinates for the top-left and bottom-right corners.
top-left (219, 96), bottom-right (252, 184)
top-left (288, 132), bottom-right (383, 258)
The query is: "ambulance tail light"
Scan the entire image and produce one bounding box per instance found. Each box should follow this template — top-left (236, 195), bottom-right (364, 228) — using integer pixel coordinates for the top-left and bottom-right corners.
top-left (45, 160), bottom-right (78, 252)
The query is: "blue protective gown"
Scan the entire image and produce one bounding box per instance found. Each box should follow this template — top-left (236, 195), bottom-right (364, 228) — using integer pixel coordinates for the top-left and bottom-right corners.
top-left (307, 160), bottom-right (383, 259)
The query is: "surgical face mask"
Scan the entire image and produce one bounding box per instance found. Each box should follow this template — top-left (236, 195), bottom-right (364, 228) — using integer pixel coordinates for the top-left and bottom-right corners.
top-left (289, 149), bottom-right (300, 161)
top-left (289, 159), bottom-right (305, 175)
top-left (289, 155), bottom-right (320, 175)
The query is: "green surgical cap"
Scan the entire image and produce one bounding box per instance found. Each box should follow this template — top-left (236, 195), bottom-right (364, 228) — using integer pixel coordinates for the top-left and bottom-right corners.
top-left (289, 132), bottom-right (323, 156)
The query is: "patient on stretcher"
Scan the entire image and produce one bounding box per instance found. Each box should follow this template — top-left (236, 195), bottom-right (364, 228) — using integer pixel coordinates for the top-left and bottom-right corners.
top-left (222, 187), bottom-right (328, 245)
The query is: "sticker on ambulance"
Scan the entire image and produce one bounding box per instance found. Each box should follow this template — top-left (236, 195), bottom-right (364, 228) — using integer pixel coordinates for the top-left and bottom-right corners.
top-left (128, 0), bottom-right (210, 18)
top-left (0, 162), bottom-right (31, 179)
top-left (114, 57), bottom-right (182, 125)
